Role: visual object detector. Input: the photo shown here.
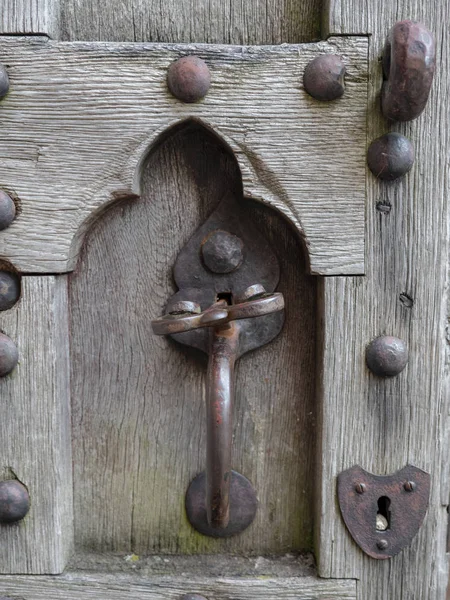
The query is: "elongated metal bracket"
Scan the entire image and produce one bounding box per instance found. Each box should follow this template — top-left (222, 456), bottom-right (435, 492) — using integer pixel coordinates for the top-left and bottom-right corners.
top-left (338, 464), bottom-right (430, 559)
top-left (152, 192), bottom-right (284, 537)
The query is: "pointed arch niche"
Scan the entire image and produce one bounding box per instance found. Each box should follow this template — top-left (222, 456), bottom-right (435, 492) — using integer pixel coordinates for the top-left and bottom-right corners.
top-left (69, 119), bottom-right (317, 556)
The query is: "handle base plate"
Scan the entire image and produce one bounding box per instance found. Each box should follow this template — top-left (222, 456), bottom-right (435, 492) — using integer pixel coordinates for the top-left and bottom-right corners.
top-left (185, 470), bottom-right (257, 538)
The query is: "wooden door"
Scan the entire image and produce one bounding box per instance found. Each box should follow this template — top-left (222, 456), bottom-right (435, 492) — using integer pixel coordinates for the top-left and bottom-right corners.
top-left (0, 1), bottom-right (448, 599)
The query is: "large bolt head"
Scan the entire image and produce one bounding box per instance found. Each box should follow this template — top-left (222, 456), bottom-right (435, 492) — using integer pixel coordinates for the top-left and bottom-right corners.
top-left (303, 54), bottom-right (346, 101)
top-left (0, 480), bottom-right (30, 523)
top-left (167, 56), bottom-right (211, 103)
top-left (366, 335), bottom-right (408, 377)
top-left (201, 230), bottom-right (244, 274)
top-left (0, 271), bottom-right (20, 311)
top-left (0, 191), bottom-right (16, 231)
top-left (0, 333), bottom-right (19, 376)
top-left (367, 133), bottom-right (414, 181)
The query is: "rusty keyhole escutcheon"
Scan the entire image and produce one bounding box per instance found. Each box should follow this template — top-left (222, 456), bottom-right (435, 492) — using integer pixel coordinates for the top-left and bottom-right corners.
top-left (338, 465), bottom-right (430, 559)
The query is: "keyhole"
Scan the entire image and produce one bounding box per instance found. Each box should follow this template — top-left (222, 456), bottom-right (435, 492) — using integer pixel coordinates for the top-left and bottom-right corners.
top-left (217, 292), bottom-right (233, 305)
top-left (376, 496), bottom-right (391, 531)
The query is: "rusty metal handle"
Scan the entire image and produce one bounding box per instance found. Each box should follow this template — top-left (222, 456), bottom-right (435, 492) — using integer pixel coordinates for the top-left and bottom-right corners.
top-left (381, 20), bottom-right (435, 122)
top-left (206, 322), bottom-right (238, 529)
top-left (152, 285), bottom-right (284, 536)
top-left (151, 293), bottom-right (284, 336)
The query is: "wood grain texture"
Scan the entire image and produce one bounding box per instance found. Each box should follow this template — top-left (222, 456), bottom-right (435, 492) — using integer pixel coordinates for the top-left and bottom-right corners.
top-left (60, 0), bottom-right (322, 45)
top-left (317, 1), bottom-right (450, 598)
top-left (69, 122), bottom-right (318, 556)
top-left (0, 36), bottom-right (367, 275)
top-left (0, 276), bottom-right (73, 574)
top-left (0, 573), bottom-right (356, 599)
top-left (0, 1), bottom-right (58, 37)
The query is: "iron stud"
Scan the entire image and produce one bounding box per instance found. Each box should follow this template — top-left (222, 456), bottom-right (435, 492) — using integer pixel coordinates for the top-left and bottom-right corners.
top-left (0, 480), bottom-right (30, 524)
top-left (201, 230), bottom-right (244, 274)
top-left (167, 56), bottom-right (211, 103)
top-left (366, 335), bottom-right (408, 377)
top-left (0, 332), bottom-right (18, 376)
top-left (0, 64), bottom-right (9, 99)
top-left (303, 54), bottom-right (346, 101)
top-left (0, 191), bottom-right (16, 231)
top-left (0, 271), bottom-right (20, 311)
top-left (367, 133), bottom-right (414, 181)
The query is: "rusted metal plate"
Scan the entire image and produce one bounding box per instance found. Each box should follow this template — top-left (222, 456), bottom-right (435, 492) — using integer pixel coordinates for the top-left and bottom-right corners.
top-left (164, 191), bottom-right (284, 357)
top-left (185, 470), bottom-right (258, 538)
top-left (337, 465), bottom-right (430, 559)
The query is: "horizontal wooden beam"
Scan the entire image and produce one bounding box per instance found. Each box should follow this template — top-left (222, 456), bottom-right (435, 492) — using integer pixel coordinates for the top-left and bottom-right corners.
top-left (0, 36), bottom-right (367, 275)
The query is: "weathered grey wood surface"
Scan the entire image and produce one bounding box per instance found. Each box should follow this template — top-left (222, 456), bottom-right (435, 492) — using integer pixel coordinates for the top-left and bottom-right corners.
top-left (0, 276), bottom-right (73, 574)
top-left (0, 1), bottom-right (58, 38)
top-left (316, 2), bottom-right (450, 599)
top-left (0, 36), bottom-right (367, 275)
top-left (69, 122), bottom-right (318, 556)
top-left (0, 0), bottom-right (322, 45)
top-left (60, 0), bottom-right (322, 45)
top-left (0, 574), bottom-right (357, 599)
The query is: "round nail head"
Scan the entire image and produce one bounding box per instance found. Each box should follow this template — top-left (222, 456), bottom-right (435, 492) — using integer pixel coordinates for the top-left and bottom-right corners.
top-left (303, 54), bottom-right (346, 101)
top-left (0, 332), bottom-right (18, 376)
top-left (201, 230), bottom-right (244, 274)
top-left (404, 481), bottom-right (416, 492)
top-left (0, 64), bottom-right (9, 99)
top-left (0, 272), bottom-right (20, 311)
top-left (355, 482), bottom-right (366, 494)
top-left (367, 133), bottom-right (414, 181)
top-left (377, 539), bottom-right (389, 550)
top-left (0, 480), bottom-right (30, 523)
top-left (366, 335), bottom-right (408, 377)
top-left (167, 56), bottom-right (211, 103)
top-left (0, 191), bottom-right (15, 231)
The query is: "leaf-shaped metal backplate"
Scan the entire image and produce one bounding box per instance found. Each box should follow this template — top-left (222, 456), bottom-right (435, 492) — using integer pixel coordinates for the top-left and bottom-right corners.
top-left (337, 464), bottom-right (430, 559)
top-left (167, 191), bottom-right (284, 356)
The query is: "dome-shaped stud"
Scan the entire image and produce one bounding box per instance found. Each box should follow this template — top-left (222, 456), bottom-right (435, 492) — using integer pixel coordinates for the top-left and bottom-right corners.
top-left (367, 133), bottom-right (414, 181)
top-left (201, 230), bottom-right (244, 274)
top-left (0, 271), bottom-right (20, 311)
top-left (0, 191), bottom-right (16, 231)
top-left (366, 335), bottom-right (408, 377)
top-left (0, 64), bottom-right (9, 99)
top-left (0, 332), bottom-right (19, 376)
top-left (303, 54), bottom-right (346, 101)
top-left (0, 480), bottom-right (30, 523)
top-left (167, 56), bottom-right (211, 103)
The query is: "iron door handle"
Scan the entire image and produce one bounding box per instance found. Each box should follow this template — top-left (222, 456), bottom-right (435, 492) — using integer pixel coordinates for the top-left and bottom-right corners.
top-left (151, 192), bottom-right (285, 537)
top-left (152, 291), bottom-right (284, 532)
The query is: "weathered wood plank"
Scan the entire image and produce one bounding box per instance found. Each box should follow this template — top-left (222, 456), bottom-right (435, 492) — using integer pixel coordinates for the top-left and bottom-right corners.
top-left (0, 36), bottom-right (367, 275)
top-left (0, 572), bottom-right (356, 599)
top-left (318, 1), bottom-right (450, 598)
top-left (60, 0), bottom-right (321, 45)
top-left (0, 276), bottom-right (73, 574)
top-left (0, 0), bottom-right (59, 37)
top-left (69, 122), bottom-right (318, 556)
